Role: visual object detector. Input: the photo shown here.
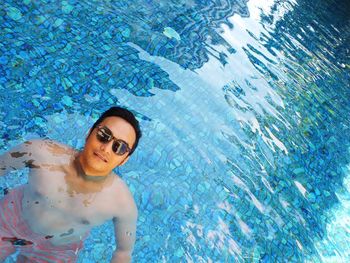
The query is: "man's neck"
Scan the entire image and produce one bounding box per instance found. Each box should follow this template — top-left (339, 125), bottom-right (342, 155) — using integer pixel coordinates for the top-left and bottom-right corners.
top-left (74, 153), bottom-right (110, 183)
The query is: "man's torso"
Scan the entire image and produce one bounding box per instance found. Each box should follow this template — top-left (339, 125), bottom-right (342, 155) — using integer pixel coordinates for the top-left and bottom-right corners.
top-left (17, 140), bottom-right (133, 246)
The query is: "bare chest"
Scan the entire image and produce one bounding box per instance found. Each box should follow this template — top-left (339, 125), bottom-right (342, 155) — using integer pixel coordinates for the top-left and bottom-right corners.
top-left (22, 168), bottom-right (120, 236)
top-left (28, 185), bottom-right (115, 220)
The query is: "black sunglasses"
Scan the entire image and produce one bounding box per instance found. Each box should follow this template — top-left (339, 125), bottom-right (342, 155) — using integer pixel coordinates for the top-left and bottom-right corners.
top-left (96, 125), bottom-right (131, 155)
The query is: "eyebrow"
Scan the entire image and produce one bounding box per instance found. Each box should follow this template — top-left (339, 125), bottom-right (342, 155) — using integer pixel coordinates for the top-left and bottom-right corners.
top-left (101, 126), bottom-right (131, 148)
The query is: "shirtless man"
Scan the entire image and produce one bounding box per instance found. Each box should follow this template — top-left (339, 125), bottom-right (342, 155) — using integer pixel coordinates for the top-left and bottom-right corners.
top-left (0, 107), bottom-right (142, 262)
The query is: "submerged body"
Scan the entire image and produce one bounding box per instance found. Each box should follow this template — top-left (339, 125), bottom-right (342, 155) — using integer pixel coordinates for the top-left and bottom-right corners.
top-left (0, 113), bottom-right (140, 262)
top-left (19, 141), bottom-right (135, 246)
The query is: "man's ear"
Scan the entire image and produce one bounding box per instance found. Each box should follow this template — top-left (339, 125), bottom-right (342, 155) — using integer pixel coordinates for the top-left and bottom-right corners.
top-left (85, 128), bottom-right (92, 142)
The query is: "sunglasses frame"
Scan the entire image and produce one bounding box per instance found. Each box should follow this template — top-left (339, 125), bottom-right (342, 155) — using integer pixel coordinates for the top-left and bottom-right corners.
top-left (96, 125), bottom-right (131, 155)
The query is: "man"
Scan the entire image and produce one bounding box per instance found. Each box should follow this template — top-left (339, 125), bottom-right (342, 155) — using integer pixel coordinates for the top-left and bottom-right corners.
top-left (0, 106), bottom-right (142, 262)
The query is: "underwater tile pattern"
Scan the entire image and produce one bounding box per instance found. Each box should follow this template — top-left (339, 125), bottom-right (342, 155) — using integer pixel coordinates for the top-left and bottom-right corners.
top-left (1, 0), bottom-right (350, 262)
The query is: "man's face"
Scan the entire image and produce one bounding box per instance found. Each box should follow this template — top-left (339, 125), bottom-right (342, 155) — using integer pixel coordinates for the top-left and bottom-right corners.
top-left (80, 116), bottom-right (136, 176)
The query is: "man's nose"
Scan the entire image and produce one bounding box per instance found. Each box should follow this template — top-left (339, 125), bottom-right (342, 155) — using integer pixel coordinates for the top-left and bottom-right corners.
top-left (99, 140), bottom-right (113, 153)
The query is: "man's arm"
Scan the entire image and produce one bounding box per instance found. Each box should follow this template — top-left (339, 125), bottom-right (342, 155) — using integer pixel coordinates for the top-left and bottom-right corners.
top-left (111, 202), bottom-right (138, 263)
top-left (0, 140), bottom-right (38, 176)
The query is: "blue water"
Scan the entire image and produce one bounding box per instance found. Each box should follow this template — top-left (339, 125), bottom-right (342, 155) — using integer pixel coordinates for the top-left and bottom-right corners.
top-left (1, 0), bottom-right (350, 262)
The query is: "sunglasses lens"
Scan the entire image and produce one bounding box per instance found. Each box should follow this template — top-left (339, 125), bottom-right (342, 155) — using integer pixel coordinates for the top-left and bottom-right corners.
top-left (112, 141), bottom-right (127, 155)
top-left (96, 128), bottom-right (111, 143)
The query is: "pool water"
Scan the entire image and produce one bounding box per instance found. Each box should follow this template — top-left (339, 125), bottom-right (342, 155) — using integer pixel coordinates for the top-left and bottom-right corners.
top-left (0, 0), bottom-right (349, 262)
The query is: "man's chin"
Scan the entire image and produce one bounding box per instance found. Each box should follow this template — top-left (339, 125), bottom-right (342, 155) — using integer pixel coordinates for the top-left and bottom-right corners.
top-left (87, 165), bottom-right (109, 176)
top-left (84, 159), bottom-right (109, 176)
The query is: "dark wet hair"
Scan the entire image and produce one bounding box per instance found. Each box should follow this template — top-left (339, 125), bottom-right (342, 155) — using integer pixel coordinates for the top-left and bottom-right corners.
top-left (89, 107), bottom-right (142, 155)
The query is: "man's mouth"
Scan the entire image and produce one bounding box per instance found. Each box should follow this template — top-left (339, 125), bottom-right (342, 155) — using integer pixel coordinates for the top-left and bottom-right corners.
top-left (94, 152), bottom-right (108, 163)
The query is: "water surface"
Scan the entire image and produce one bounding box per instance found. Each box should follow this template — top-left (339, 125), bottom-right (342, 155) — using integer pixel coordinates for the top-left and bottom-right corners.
top-left (0, 0), bottom-right (349, 262)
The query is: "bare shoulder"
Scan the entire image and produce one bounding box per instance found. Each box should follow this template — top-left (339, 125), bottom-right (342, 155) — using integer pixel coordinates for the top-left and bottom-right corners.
top-left (5, 139), bottom-right (51, 160)
top-left (26, 139), bottom-right (73, 151)
top-left (111, 174), bottom-right (138, 218)
top-left (24, 139), bottom-right (75, 161)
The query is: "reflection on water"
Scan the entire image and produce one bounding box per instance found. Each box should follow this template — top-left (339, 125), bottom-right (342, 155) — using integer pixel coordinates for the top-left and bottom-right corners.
top-left (1, 0), bottom-right (350, 262)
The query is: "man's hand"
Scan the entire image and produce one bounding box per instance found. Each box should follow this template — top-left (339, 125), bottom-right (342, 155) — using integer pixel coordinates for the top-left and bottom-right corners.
top-left (111, 249), bottom-right (132, 263)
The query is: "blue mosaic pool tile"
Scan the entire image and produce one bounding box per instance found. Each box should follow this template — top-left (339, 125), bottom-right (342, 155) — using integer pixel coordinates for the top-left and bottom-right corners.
top-left (6, 6), bottom-right (23, 21)
top-left (0, 56), bottom-right (9, 65)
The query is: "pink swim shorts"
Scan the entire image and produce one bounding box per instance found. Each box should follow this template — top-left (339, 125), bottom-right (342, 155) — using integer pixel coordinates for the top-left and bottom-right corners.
top-left (0, 186), bottom-right (85, 263)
